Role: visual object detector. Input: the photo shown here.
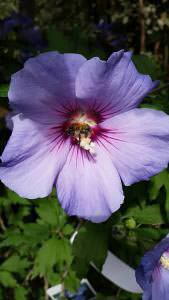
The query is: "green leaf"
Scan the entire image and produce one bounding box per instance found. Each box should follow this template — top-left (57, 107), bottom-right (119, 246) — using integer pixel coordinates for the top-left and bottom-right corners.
top-left (14, 286), bottom-right (27, 300)
top-left (125, 204), bottom-right (164, 225)
top-left (149, 170), bottom-right (169, 199)
top-left (62, 224), bottom-right (74, 236)
top-left (73, 223), bottom-right (109, 277)
top-left (0, 255), bottom-right (30, 274)
top-left (23, 223), bottom-right (50, 245)
top-left (8, 207), bottom-right (31, 227)
top-left (32, 238), bottom-right (72, 277)
top-left (0, 84), bottom-right (9, 98)
top-left (136, 228), bottom-right (162, 241)
top-left (32, 238), bottom-right (58, 277)
top-left (64, 270), bottom-right (80, 292)
top-left (46, 272), bottom-right (60, 286)
top-left (0, 231), bottom-right (25, 248)
top-left (0, 189), bottom-right (29, 206)
top-left (0, 271), bottom-right (17, 287)
top-left (140, 103), bottom-right (165, 111)
top-left (36, 197), bottom-right (66, 227)
top-left (132, 55), bottom-right (162, 80)
top-left (149, 170), bottom-right (169, 214)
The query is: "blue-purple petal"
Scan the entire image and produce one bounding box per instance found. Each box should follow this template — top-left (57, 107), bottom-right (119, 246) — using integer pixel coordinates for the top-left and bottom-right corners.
top-left (100, 108), bottom-right (169, 185)
top-left (136, 237), bottom-right (169, 300)
top-left (9, 52), bottom-right (86, 125)
top-left (76, 50), bottom-right (158, 119)
top-left (56, 145), bottom-right (124, 222)
top-left (0, 114), bottom-right (70, 198)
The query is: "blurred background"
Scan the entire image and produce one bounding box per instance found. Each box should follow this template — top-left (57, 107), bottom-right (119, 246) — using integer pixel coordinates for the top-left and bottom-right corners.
top-left (0, 1), bottom-right (169, 300)
top-left (0, 0), bottom-right (169, 82)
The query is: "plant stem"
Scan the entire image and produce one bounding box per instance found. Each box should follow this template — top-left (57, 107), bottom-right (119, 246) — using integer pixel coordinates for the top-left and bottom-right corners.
top-left (0, 215), bottom-right (6, 231)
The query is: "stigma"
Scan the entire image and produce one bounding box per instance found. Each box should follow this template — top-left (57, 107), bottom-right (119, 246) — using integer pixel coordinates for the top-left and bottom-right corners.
top-left (160, 253), bottom-right (169, 270)
top-left (66, 112), bottom-right (96, 154)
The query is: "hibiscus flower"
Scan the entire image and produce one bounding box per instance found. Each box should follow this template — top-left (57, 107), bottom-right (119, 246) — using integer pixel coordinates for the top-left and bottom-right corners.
top-left (1, 50), bottom-right (169, 222)
top-left (136, 237), bottom-right (169, 300)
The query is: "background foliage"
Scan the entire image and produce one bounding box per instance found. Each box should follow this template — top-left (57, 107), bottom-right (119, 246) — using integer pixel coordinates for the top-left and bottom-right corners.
top-left (0, 0), bottom-right (169, 299)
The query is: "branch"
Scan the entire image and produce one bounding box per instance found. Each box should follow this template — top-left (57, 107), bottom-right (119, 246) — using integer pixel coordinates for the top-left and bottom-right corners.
top-left (0, 215), bottom-right (6, 231)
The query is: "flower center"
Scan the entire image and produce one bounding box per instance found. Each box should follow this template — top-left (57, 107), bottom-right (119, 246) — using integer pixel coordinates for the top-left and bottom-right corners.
top-left (66, 112), bottom-right (96, 154)
top-left (160, 252), bottom-right (169, 270)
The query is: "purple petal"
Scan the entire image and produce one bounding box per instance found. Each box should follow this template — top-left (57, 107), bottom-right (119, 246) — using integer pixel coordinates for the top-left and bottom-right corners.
top-left (56, 146), bottom-right (124, 222)
top-left (0, 114), bottom-right (70, 198)
top-left (100, 108), bottom-right (169, 185)
top-left (142, 290), bottom-right (152, 300)
top-left (9, 52), bottom-right (86, 125)
top-left (136, 237), bottom-right (169, 290)
top-left (5, 112), bottom-right (15, 130)
top-left (76, 50), bottom-right (157, 120)
top-left (152, 268), bottom-right (169, 300)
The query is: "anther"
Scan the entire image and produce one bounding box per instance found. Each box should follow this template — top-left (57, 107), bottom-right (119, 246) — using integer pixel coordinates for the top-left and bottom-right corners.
top-left (160, 253), bottom-right (169, 270)
top-left (66, 113), bottom-right (97, 154)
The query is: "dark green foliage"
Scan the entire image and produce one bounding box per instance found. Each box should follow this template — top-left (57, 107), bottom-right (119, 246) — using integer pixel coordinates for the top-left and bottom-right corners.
top-left (132, 55), bottom-right (163, 80)
top-left (0, 168), bottom-right (169, 299)
top-left (0, 85), bottom-right (9, 98)
top-left (73, 222), bottom-right (110, 277)
top-left (0, 1), bottom-right (169, 299)
top-left (1, 41), bottom-right (169, 300)
top-left (0, 191), bottom-right (78, 299)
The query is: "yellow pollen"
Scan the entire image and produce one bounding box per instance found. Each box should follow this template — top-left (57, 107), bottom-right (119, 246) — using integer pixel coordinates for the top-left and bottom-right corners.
top-left (67, 113), bottom-right (96, 154)
top-left (71, 113), bottom-right (96, 127)
top-left (79, 137), bottom-right (95, 154)
top-left (160, 254), bottom-right (169, 270)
